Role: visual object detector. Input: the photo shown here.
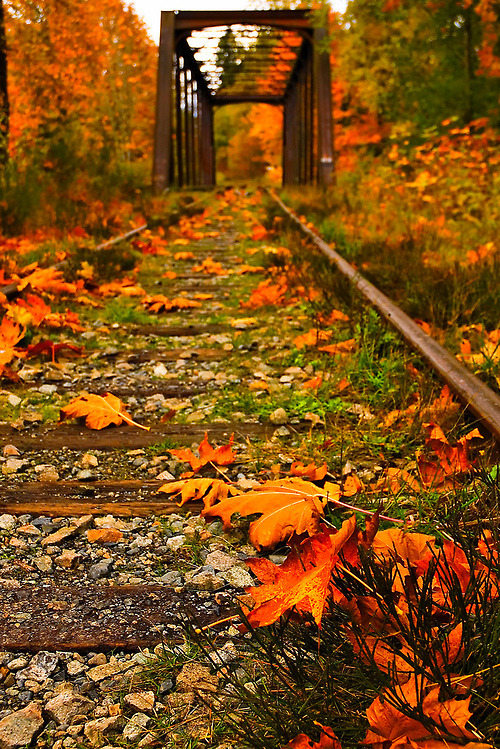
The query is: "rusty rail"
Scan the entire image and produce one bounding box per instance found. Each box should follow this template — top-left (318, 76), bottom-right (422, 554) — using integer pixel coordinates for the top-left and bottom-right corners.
top-left (271, 191), bottom-right (500, 442)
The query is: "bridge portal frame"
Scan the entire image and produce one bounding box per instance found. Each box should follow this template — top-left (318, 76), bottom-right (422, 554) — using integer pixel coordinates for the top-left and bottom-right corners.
top-left (153, 10), bottom-right (334, 191)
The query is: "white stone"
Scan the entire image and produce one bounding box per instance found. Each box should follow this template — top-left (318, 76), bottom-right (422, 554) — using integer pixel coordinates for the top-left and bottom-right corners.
top-left (269, 407), bottom-right (288, 425)
top-left (2, 459), bottom-right (26, 476)
top-left (165, 535), bottom-right (186, 551)
top-left (205, 550), bottom-right (238, 572)
top-left (0, 515), bottom-right (15, 531)
top-left (122, 713), bottom-right (151, 741)
top-left (221, 566), bottom-right (254, 588)
top-left (153, 363), bottom-right (168, 377)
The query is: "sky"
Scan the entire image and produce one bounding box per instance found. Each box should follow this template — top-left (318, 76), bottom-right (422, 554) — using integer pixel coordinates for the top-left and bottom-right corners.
top-left (131, 1), bottom-right (348, 43)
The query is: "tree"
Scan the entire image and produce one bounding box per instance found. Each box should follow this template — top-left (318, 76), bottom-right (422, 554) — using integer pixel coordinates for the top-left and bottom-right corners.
top-left (0, 0), bottom-right (8, 163)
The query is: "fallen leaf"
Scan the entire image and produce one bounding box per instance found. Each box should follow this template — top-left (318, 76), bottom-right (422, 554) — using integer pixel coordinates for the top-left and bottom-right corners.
top-left (294, 329), bottom-right (333, 349)
top-left (283, 726), bottom-right (342, 749)
top-left (0, 318), bottom-right (25, 373)
top-left (290, 461), bottom-right (328, 481)
top-left (244, 518), bottom-right (358, 626)
top-left (363, 677), bottom-right (475, 747)
top-left (169, 433), bottom-right (236, 473)
top-left (193, 257), bottom-right (227, 275)
top-left (59, 392), bottom-right (149, 431)
top-left (318, 339), bottom-right (356, 355)
top-left (251, 225), bottom-right (268, 241)
top-left (158, 478), bottom-right (239, 509)
top-left (142, 295), bottom-right (202, 313)
top-left (342, 474), bottom-right (364, 496)
top-left (302, 376), bottom-right (323, 390)
top-left (202, 479), bottom-right (327, 550)
top-left (230, 317), bottom-right (258, 329)
top-left (25, 340), bottom-right (84, 363)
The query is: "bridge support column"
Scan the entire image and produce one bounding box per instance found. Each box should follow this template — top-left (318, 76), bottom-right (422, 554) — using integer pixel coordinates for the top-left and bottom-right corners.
top-left (200, 88), bottom-right (215, 186)
top-left (314, 26), bottom-right (334, 186)
top-left (153, 11), bottom-right (175, 192)
top-left (283, 85), bottom-right (299, 185)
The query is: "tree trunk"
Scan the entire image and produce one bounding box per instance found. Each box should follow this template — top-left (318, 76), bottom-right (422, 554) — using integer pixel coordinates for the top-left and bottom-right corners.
top-left (0, 0), bottom-right (9, 163)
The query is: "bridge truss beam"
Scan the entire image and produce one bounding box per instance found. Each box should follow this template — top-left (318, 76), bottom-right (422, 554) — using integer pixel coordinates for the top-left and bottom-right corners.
top-left (153, 10), bottom-right (334, 191)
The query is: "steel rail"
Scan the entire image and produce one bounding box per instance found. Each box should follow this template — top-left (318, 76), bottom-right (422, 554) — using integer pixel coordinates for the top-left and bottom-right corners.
top-left (271, 191), bottom-right (500, 442)
top-left (94, 223), bottom-right (148, 251)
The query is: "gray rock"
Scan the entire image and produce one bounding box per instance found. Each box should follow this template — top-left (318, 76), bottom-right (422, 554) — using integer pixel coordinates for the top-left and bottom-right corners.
top-left (2, 459), bottom-right (26, 476)
top-left (6, 657), bottom-right (29, 671)
top-left (274, 426), bottom-right (290, 437)
top-left (66, 660), bottom-right (86, 677)
top-left (165, 535), bottom-right (186, 551)
top-left (158, 570), bottom-right (182, 586)
top-left (44, 689), bottom-right (95, 725)
top-left (0, 703), bottom-right (44, 749)
top-left (205, 550), bottom-right (238, 572)
top-left (88, 560), bottom-right (113, 580)
top-left (17, 652), bottom-right (59, 683)
top-left (176, 663), bottom-right (218, 693)
top-left (75, 469), bottom-right (95, 481)
top-left (41, 526), bottom-right (77, 548)
top-left (34, 556), bottom-right (53, 573)
top-left (86, 663), bottom-right (124, 683)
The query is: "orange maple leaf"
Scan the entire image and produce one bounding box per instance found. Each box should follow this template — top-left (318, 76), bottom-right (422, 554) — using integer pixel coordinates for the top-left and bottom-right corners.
top-left (202, 479), bottom-right (326, 551)
top-left (59, 392), bottom-right (149, 431)
top-left (192, 257), bottom-right (228, 275)
top-left (17, 267), bottom-right (77, 295)
top-left (318, 339), bottom-right (357, 355)
top-left (290, 461), bottom-right (328, 481)
top-left (142, 295), bottom-right (202, 313)
top-left (284, 726), bottom-right (342, 749)
top-left (417, 423), bottom-right (482, 489)
top-left (294, 329), bottom-right (333, 350)
top-left (97, 279), bottom-right (146, 297)
top-left (157, 478), bottom-right (239, 509)
top-left (169, 433), bottom-right (236, 473)
top-left (243, 280), bottom-right (289, 309)
top-left (0, 317), bottom-right (25, 377)
top-left (302, 376), bottom-right (323, 390)
top-left (363, 676), bottom-right (475, 748)
top-left (244, 518), bottom-right (358, 627)
top-left (251, 225), bottom-right (268, 241)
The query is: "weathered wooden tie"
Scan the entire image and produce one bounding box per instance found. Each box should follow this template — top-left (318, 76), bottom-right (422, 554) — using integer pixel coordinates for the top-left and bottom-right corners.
top-left (0, 584), bottom-right (230, 652)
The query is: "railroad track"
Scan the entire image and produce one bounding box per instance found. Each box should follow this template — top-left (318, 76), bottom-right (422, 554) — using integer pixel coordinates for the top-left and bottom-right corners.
top-left (270, 191), bottom-right (500, 442)
top-left (0, 189), bottom-right (498, 743)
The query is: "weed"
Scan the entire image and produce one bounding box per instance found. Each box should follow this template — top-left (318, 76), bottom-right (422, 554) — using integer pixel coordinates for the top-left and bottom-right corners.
top-left (146, 438), bottom-right (181, 455)
top-left (100, 299), bottom-right (154, 326)
top-left (177, 478), bottom-right (500, 749)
